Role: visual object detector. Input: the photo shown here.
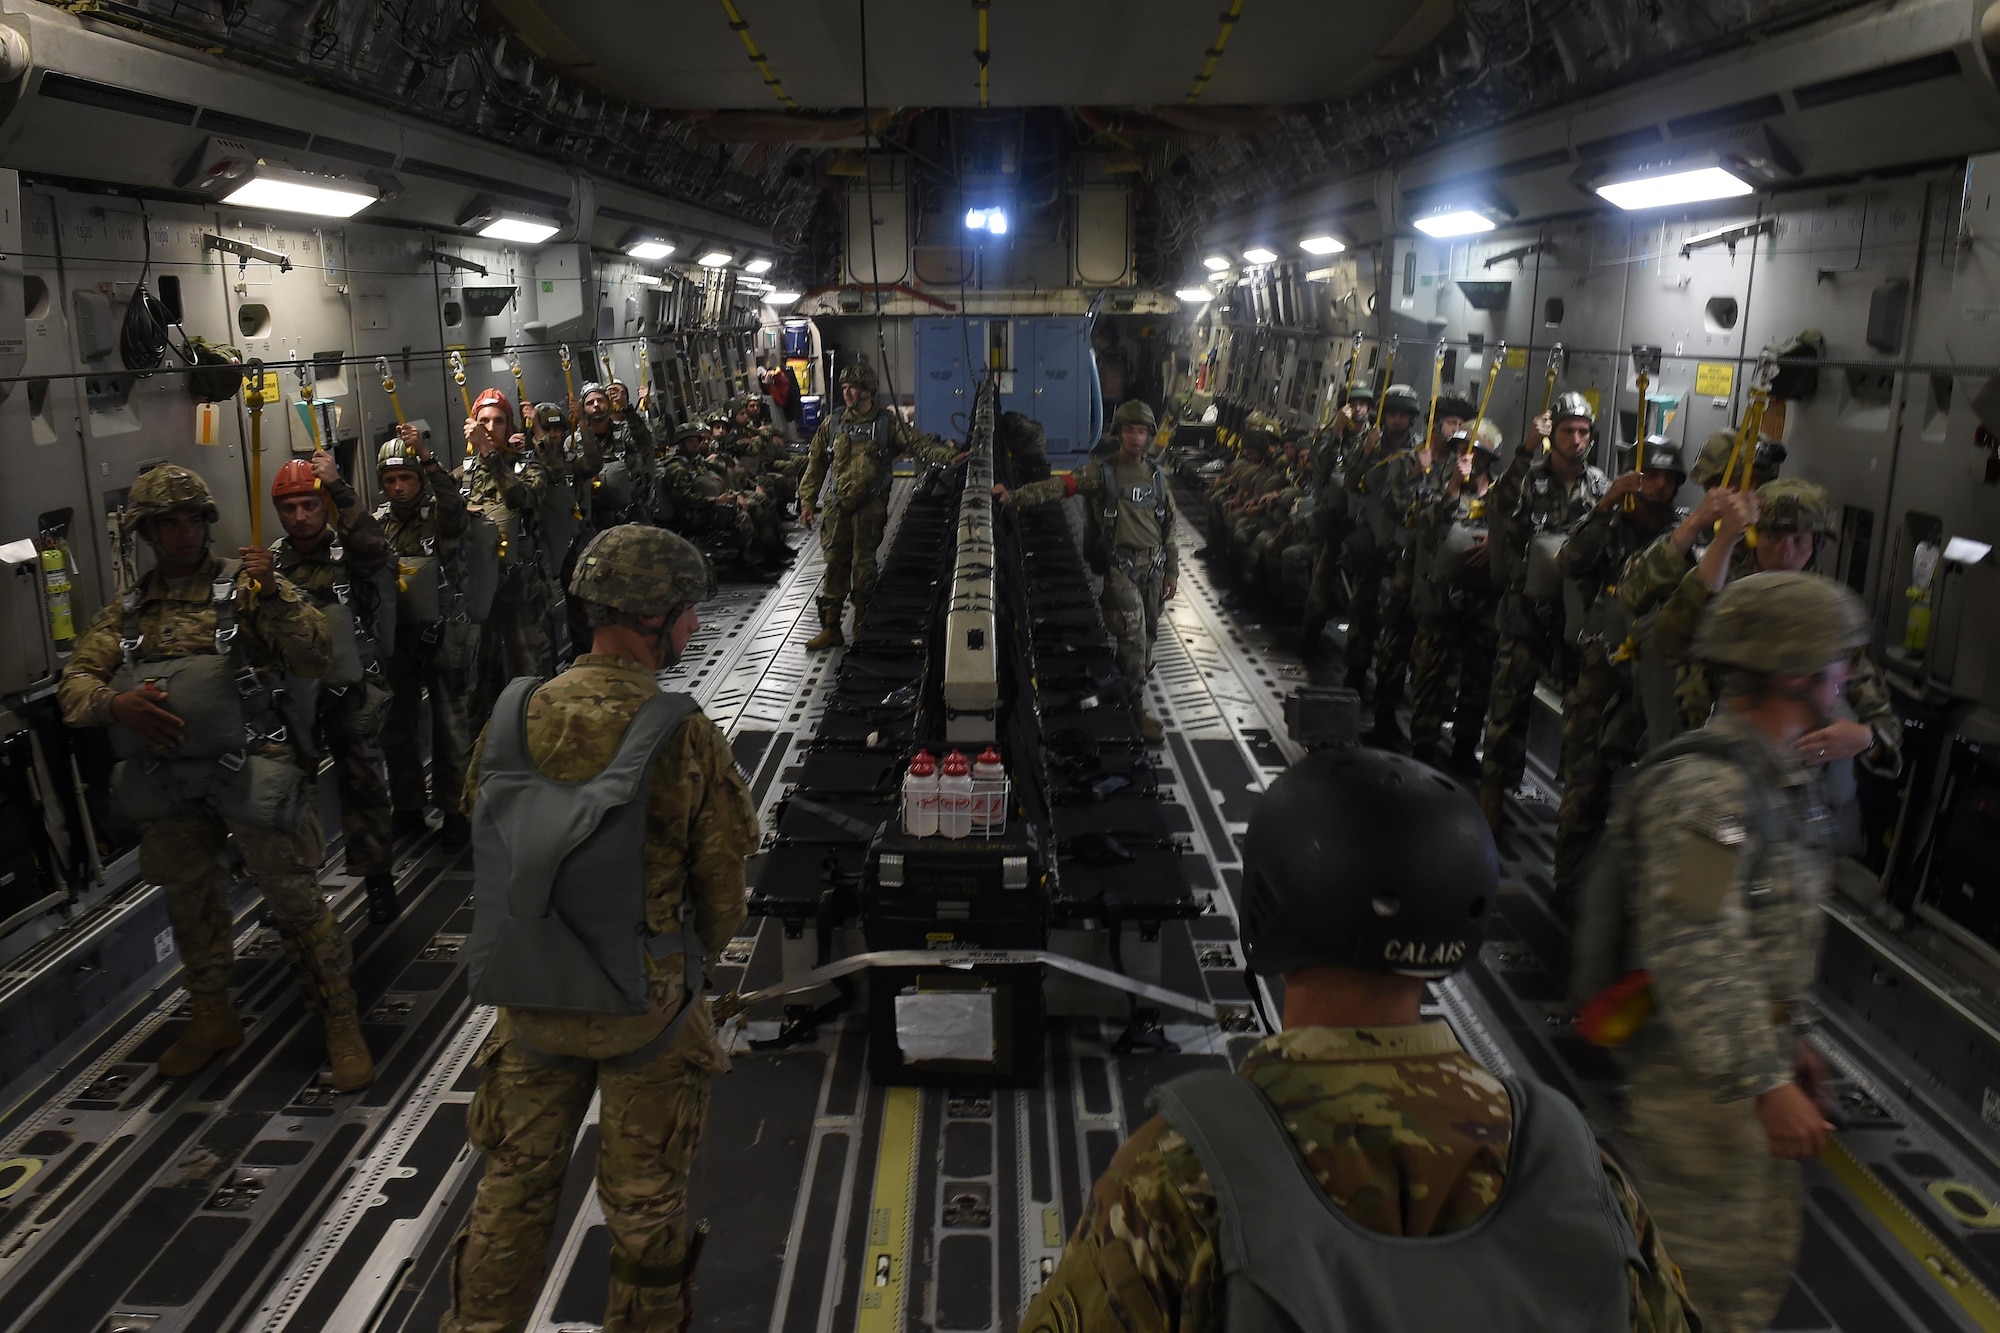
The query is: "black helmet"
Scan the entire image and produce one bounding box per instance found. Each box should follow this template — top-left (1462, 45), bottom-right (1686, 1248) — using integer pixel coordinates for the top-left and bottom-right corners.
top-left (1240, 748), bottom-right (1496, 979)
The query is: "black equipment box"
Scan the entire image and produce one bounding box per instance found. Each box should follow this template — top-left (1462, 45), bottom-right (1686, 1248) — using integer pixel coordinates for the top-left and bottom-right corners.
top-left (1284, 685), bottom-right (1363, 749)
top-left (866, 962), bottom-right (1045, 1087)
top-left (861, 824), bottom-right (1048, 951)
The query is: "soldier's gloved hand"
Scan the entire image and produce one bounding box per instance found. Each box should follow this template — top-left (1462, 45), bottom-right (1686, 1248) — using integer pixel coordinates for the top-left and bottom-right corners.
top-left (1755, 1080), bottom-right (1833, 1160)
top-left (239, 545), bottom-right (276, 595)
top-left (112, 683), bottom-right (185, 750)
top-left (799, 505), bottom-right (816, 530)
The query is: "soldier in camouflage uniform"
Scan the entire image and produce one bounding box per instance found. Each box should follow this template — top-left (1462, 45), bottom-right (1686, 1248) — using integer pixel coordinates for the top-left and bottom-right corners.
top-left (998, 400), bottom-right (1178, 742)
top-left (1295, 381), bottom-right (1374, 654)
top-left (797, 361), bottom-right (966, 649)
top-left (1024, 747), bottom-right (1694, 1331)
top-left (1366, 394), bottom-right (1470, 742)
top-left (577, 382), bottom-right (661, 529)
top-left (1202, 429), bottom-right (1275, 559)
top-left (1548, 436), bottom-right (1688, 900)
top-left (377, 425), bottom-right (477, 850)
top-left (1611, 572), bottom-right (1870, 1333)
top-left (58, 464), bottom-right (373, 1089)
top-left (1326, 385), bottom-right (1420, 685)
top-left (459, 388), bottom-right (556, 720)
top-left (729, 395), bottom-right (806, 499)
top-left (444, 526), bottom-right (754, 1333)
top-left (1406, 421), bottom-right (1502, 768)
top-left (664, 421), bottom-right (779, 579)
top-left (1476, 392), bottom-right (1609, 831)
top-left (270, 453), bottom-right (400, 923)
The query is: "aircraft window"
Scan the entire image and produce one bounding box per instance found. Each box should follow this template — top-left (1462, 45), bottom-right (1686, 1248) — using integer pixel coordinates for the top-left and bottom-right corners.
top-left (442, 300), bottom-right (463, 328)
top-left (237, 303), bottom-right (271, 338)
top-left (1704, 296), bottom-right (1739, 332)
top-left (1543, 297), bottom-right (1564, 327)
top-left (21, 273), bottom-right (48, 321)
top-left (156, 274), bottom-right (182, 324)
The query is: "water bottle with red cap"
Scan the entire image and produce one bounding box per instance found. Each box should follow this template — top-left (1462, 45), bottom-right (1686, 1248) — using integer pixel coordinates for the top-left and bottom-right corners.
top-left (938, 750), bottom-right (974, 839)
top-left (971, 747), bottom-right (1006, 834)
top-left (903, 749), bottom-right (939, 837)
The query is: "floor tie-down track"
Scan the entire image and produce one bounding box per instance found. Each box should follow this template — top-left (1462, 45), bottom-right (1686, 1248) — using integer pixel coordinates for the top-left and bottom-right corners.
top-left (0, 483), bottom-right (1990, 1331)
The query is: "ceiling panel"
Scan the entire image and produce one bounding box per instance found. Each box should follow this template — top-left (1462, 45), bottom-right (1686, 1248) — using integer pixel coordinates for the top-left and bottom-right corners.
top-left (496, 0), bottom-right (1444, 109)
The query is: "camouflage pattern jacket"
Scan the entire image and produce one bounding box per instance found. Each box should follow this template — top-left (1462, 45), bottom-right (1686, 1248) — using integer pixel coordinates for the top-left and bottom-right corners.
top-left (273, 493), bottom-right (393, 637)
top-left (1490, 456), bottom-right (1609, 593)
top-left (59, 553), bottom-right (331, 737)
top-left (1021, 1023), bottom-right (1694, 1333)
top-left (376, 466), bottom-right (471, 557)
top-left (1629, 710), bottom-right (1830, 1101)
top-left (462, 654), bottom-right (755, 1066)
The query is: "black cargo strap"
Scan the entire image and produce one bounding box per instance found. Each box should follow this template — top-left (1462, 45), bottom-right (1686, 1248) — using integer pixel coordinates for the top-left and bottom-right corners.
top-left (787, 795), bottom-right (887, 841)
top-left (1110, 544), bottom-right (1167, 584)
top-left (509, 900), bottom-right (710, 1073)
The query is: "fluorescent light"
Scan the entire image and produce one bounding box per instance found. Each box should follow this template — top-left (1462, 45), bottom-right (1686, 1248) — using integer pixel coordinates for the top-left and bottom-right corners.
top-left (1242, 247), bottom-right (1278, 264)
top-left (625, 240), bottom-right (674, 260)
top-left (480, 216), bottom-right (561, 244)
top-left (698, 251), bottom-right (733, 267)
top-left (1175, 287), bottom-right (1215, 302)
top-left (744, 258), bottom-right (773, 275)
top-left (1594, 165), bottom-right (1755, 211)
top-left (220, 166), bottom-right (377, 219)
top-left (1202, 255), bottom-right (1231, 271)
top-left (1943, 536), bottom-right (1993, 565)
top-left (987, 210), bottom-right (1007, 235)
top-left (763, 290), bottom-right (802, 306)
top-left (1298, 234), bottom-right (1345, 255)
top-left (964, 207), bottom-right (1008, 235)
top-left (965, 208), bottom-right (987, 230)
top-left (633, 273), bottom-right (662, 286)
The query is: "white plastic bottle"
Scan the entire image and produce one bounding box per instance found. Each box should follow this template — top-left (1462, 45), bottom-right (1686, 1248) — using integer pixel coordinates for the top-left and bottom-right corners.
top-left (938, 750), bottom-right (974, 839)
top-left (903, 750), bottom-right (940, 837)
top-left (971, 747), bottom-right (1006, 833)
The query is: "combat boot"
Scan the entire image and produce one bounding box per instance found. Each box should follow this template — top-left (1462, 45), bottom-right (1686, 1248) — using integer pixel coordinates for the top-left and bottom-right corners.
top-left (805, 597), bottom-right (844, 650)
top-left (322, 991), bottom-right (375, 1092)
top-left (364, 873), bottom-right (399, 924)
top-left (390, 808), bottom-right (429, 840)
top-left (158, 991), bottom-right (244, 1078)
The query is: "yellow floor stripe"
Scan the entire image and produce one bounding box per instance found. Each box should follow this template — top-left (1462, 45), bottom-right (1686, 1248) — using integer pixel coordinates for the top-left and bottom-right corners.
top-left (1822, 1140), bottom-right (2000, 1331)
top-left (857, 1086), bottom-right (921, 1331)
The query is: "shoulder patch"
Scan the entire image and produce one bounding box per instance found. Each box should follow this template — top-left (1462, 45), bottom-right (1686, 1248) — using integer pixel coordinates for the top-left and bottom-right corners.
top-left (1661, 831), bottom-right (1743, 918)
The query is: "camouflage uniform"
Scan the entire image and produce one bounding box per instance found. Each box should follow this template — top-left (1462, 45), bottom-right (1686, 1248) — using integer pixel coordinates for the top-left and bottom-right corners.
top-left (1010, 456), bottom-right (1178, 722)
top-left (445, 654), bottom-right (755, 1333)
top-left (1364, 440), bottom-right (1448, 732)
top-left (459, 445), bottom-right (556, 718)
top-left (58, 547), bottom-right (357, 1030)
top-left (1619, 709), bottom-right (1830, 1333)
top-left (1332, 421), bottom-right (1413, 688)
top-left (1022, 1023), bottom-right (1693, 1331)
top-left (274, 482), bottom-right (396, 880)
top-left (583, 417), bottom-right (664, 528)
top-left (797, 399), bottom-right (959, 635)
top-left (1407, 477), bottom-right (1500, 759)
top-left (1478, 455), bottom-right (1608, 826)
top-left (1296, 414), bottom-right (1368, 649)
top-left (376, 460), bottom-right (479, 821)
top-left (664, 440), bottom-right (763, 565)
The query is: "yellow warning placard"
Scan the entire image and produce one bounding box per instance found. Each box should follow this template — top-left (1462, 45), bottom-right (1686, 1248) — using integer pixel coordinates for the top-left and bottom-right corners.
top-left (1695, 362), bottom-right (1735, 397)
top-left (1504, 347), bottom-right (1528, 370)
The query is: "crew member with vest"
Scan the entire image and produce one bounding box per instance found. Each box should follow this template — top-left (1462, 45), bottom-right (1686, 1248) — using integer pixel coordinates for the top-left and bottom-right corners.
top-left (1476, 391), bottom-right (1609, 832)
top-left (797, 361), bottom-right (968, 650)
top-left (1365, 392), bottom-right (1471, 744)
top-left (1406, 420), bottom-right (1503, 770)
top-left (995, 399), bottom-right (1180, 742)
top-left (58, 463), bottom-right (374, 1089)
top-left (459, 387), bottom-right (556, 721)
top-left (1549, 435), bottom-right (1688, 903)
top-left (1580, 572), bottom-right (1869, 1333)
top-left (1335, 384), bottom-right (1422, 690)
top-left (444, 525), bottom-right (755, 1333)
top-left (376, 424), bottom-right (477, 850)
top-left (1022, 746), bottom-right (1695, 1331)
top-left (1295, 379), bottom-right (1375, 656)
top-left (270, 453), bottom-right (400, 924)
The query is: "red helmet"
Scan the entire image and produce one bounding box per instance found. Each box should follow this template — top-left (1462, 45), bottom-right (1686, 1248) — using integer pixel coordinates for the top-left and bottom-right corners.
top-left (271, 458), bottom-right (322, 501)
top-left (471, 387), bottom-right (513, 422)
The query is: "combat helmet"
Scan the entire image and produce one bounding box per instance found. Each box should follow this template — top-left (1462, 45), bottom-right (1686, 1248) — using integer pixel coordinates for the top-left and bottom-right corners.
top-left (270, 457), bottom-right (323, 502)
top-left (1694, 571), bottom-right (1871, 677)
top-left (1756, 478), bottom-right (1836, 535)
top-left (126, 463), bottom-right (220, 525)
top-left (1552, 391), bottom-right (1594, 427)
top-left (1379, 383), bottom-right (1421, 418)
top-left (1239, 748), bottom-right (1496, 980)
top-left (579, 381), bottom-right (609, 403)
top-left (533, 402), bottom-right (566, 431)
top-left (673, 421), bottom-right (708, 448)
top-left (1343, 379), bottom-right (1377, 404)
top-left (840, 361), bottom-right (880, 393)
top-left (378, 435), bottom-right (422, 477)
top-left (1465, 418), bottom-right (1504, 460)
top-left (1112, 399), bottom-right (1156, 430)
top-left (570, 524), bottom-right (717, 616)
top-left (471, 387), bottom-right (513, 423)
top-left (1691, 431), bottom-right (1786, 488)
top-left (1638, 434), bottom-right (1686, 477)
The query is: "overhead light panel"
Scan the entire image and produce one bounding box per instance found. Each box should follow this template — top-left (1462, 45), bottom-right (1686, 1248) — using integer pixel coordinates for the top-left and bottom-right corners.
top-left (220, 163), bottom-right (378, 219)
top-left (481, 216), bottom-right (560, 244)
top-left (1944, 536), bottom-right (1993, 565)
top-left (698, 251), bottom-right (734, 268)
top-left (457, 195), bottom-right (565, 245)
top-left (1413, 208), bottom-right (1499, 238)
top-left (1298, 234), bottom-right (1345, 255)
top-left (764, 290), bottom-right (802, 306)
top-left (1595, 166), bottom-right (1753, 211)
top-left (626, 240), bottom-right (675, 260)
top-left (1202, 255), bottom-right (1231, 271)
top-left (1242, 246), bottom-right (1278, 264)
top-left (964, 208), bottom-right (1009, 235)
top-left (1175, 286), bottom-right (1215, 302)
top-left (744, 258), bottom-right (774, 275)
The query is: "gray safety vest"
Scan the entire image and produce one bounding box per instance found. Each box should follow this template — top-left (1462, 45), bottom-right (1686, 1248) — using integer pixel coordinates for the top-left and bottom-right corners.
top-left (468, 677), bottom-right (706, 1062)
top-left (1150, 1069), bottom-right (1640, 1333)
top-left (1089, 457), bottom-right (1171, 578)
